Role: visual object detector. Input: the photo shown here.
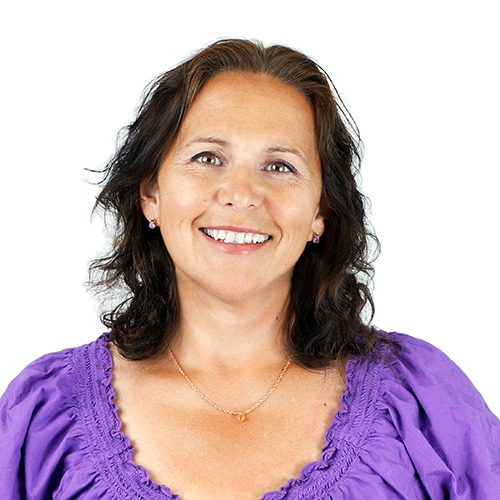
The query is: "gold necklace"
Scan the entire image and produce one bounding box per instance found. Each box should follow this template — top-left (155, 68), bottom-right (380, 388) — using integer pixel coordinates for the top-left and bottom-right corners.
top-left (168, 348), bottom-right (291, 422)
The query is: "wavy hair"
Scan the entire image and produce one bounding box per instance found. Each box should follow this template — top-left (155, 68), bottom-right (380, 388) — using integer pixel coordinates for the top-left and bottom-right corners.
top-left (90, 38), bottom-right (393, 368)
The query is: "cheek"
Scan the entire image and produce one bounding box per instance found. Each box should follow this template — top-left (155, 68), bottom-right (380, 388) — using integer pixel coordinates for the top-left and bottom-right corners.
top-left (276, 195), bottom-right (320, 234)
top-left (158, 177), bottom-right (195, 215)
top-left (158, 179), bottom-right (212, 237)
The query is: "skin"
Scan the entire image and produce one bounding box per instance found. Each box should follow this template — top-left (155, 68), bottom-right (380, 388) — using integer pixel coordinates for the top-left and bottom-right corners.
top-left (112, 72), bottom-right (345, 500)
top-left (142, 71), bottom-right (324, 307)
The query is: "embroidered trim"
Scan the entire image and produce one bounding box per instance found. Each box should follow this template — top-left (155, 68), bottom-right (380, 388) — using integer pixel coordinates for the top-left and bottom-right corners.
top-left (74, 334), bottom-right (386, 500)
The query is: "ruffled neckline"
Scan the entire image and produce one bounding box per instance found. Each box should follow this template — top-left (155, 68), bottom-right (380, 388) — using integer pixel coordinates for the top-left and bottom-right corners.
top-left (74, 334), bottom-right (385, 499)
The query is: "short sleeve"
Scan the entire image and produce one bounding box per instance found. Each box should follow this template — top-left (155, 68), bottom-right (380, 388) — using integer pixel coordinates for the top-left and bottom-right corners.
top-left (380, 333), bottom-right (500, 498)
top-left (0, 349), bottom-right (94, 499)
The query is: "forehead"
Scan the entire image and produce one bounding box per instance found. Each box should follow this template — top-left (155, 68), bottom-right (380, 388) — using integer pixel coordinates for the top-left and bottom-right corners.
top-left (173, 71), bottom-right (318, 150)
top-left (192, 71), bottom-right (312, 112)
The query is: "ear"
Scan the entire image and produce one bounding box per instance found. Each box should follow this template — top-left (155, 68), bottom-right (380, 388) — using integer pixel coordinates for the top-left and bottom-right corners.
top-left (309, 213), bottom-right (325, 241)
top-left (139, 178), bottom-right (160, 225)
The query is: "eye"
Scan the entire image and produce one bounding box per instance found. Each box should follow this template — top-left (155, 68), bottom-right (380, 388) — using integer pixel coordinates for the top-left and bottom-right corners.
top-left (264, 161), bottom-right (295, 174)
top-left (193, 152), bottom-right (222, 166)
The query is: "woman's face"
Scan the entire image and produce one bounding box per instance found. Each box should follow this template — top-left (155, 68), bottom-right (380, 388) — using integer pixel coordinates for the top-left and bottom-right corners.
top-left (141, 71), bottom-right (324, 301)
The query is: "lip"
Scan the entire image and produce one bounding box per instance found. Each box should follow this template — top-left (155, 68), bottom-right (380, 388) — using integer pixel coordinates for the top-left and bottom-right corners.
top-left (199, 226), bottom-right (271, 254)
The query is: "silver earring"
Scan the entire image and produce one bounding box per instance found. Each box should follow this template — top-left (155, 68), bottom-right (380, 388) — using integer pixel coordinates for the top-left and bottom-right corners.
top-left (148, 219), bottom-right (157, 229)
top-left (313, 233), bottom-right (320, 244)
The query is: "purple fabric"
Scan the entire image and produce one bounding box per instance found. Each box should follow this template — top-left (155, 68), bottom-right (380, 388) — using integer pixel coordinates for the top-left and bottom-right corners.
top-left (1, 333), bottom-right (499, 499)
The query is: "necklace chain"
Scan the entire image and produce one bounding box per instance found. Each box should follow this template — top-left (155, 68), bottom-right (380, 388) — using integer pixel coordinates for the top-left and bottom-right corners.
top-left (168, 348), bottom-right (291, 422)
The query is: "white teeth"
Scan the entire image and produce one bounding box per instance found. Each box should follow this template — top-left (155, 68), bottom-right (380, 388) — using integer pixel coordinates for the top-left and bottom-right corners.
top-left (253, 234), bottom-right (267, 244)
top-left (224, 231), bottom-right (236, 243)
top-left (203, 228), bottom-right (270, 245)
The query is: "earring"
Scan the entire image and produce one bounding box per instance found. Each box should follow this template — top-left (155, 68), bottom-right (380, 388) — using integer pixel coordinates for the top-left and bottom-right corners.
top-left (148, 219), bottom-right (158, 229)
top-left (313, 233), bottom-right (320, 244)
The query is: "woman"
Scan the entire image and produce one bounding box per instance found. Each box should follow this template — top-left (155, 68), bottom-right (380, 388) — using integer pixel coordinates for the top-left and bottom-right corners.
top-left (1, 39), bottom-right (499, 499)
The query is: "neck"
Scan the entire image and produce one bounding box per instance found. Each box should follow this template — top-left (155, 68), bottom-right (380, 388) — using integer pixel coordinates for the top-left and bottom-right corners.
top-left (170, 278), bottom-right (292, 372)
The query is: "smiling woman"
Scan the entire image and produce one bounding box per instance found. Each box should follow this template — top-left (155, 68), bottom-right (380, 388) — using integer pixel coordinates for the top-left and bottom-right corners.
top-left (1, 39), bottom-right (499, 500)
top-left (140, 72), bottom-right (324, 303)
top-left (88, 40), bottom-right (379, 368)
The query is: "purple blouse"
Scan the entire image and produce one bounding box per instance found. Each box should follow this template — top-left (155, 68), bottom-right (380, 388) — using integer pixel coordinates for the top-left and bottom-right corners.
top-left (1, 332), bottom-right (499, 499)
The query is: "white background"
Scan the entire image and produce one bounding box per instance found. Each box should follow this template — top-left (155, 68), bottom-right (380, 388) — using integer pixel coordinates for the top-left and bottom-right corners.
top-left (1, 1), bottom-right (499, 416)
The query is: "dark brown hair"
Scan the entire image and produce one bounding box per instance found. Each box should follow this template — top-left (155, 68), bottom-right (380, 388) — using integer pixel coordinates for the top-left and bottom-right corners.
top-left (90, 38), bottom-right (392, 368)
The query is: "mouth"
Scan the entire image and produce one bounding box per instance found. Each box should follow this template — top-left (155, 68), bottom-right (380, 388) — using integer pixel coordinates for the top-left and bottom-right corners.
top-left (201, 228), bottom-right (271, 245)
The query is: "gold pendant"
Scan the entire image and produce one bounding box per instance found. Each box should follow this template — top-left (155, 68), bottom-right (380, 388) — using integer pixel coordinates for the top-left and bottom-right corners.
top-left (236, 414), bottom-right (246, 422)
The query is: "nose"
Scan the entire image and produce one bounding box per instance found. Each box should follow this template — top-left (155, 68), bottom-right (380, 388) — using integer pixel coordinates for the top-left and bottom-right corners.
top-left (217, 164), bottom-right (263, 211)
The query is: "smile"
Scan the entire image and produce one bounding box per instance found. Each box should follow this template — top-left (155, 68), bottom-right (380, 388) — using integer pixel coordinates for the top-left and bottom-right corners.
top-left (201, 228), bottom-right (271, 244)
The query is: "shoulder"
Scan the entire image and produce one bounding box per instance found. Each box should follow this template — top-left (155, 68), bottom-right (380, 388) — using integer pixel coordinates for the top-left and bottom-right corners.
top-left (0, 334), bottom-right (108, 408)
top-left (381, 331), bottom-right (499, 431)
top-left (385, 332), bottom-right (498, 415)
top-left (375, 332), bottom-right (500, 496)
top-left (0, 334), bottom-right (112, 433)
top-left (0, 336), bottom-right (110, 499)
top-left (388, 331), bottom-right (479, 389)
top-left (0, 346), bottom-right (76, 421)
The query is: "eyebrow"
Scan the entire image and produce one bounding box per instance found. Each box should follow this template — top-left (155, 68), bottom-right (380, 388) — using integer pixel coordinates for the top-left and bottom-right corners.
top-left (180, 137), bottom-right (230, 150)
top-left (265, 145), bottom-right (308, 164)
top-left (180, 137), bottom-right (309, 165)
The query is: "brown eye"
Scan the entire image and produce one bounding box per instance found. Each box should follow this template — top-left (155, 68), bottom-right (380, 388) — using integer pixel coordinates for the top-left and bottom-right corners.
top-left (196, 153), bottom-right (222, 166)
top-left (266, 162), bottom-right (292, 173)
